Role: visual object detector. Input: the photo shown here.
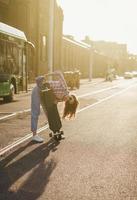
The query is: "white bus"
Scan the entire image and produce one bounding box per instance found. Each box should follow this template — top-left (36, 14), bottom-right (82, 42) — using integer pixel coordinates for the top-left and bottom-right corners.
top-left (0, 22), bottom-right (34, 102)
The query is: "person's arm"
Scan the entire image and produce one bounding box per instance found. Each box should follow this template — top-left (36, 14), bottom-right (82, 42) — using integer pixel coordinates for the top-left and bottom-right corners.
top-left (31, 87), bottom-right (41, 134)
top-left (45, 71), bottom-right (68, 89)
top-left (55, 71), bottom-right (68, 89)
top-left (45, 71), bottom-right (69, 101)
top-left (54, 71), bottom-right (70, 99)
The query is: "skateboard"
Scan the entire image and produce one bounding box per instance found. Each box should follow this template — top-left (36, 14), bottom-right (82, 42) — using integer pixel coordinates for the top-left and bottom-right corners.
top-left (49, 130), bottom-right (64, 140)
top-left (40, 83), bottom-right (62, 136)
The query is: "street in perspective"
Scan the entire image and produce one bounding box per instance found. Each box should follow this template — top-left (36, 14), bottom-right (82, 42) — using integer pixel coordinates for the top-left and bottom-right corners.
top-left (1, 0), bottom-right (137, 200)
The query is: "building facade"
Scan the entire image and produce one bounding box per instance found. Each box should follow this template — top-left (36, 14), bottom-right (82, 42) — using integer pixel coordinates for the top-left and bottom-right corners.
top-left (0, 0), bottom-right (63, 81)
top-left (62, 36), bottom-right (112, 78)
top-left (92, 40), bottom-right (129, 75)
top-left (62, 36), bottom-right (90, 78)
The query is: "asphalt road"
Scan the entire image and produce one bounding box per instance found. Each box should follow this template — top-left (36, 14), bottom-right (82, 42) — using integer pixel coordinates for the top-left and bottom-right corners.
top-left (1, 78), bottom-right (137, 199)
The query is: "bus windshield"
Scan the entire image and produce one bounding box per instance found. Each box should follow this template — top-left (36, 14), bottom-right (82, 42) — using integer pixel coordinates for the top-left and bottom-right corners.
top-left (0, 22), bottom-right (34, 92)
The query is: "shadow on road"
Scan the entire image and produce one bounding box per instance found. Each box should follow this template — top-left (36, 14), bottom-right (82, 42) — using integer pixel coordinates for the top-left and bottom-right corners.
top-left (0, 139), bottom-right (60, 200)
top-left (0, 99), bottom-right (19, 105)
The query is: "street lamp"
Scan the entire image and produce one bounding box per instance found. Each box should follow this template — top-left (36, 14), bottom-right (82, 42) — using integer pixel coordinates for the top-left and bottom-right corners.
top-left (48, 0), bottom-right (55, 74)
top-left (89, 45), bottom-right (93, 81)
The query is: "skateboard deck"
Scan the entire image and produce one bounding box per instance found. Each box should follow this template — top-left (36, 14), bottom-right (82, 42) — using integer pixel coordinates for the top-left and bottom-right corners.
top-left (40, 82), bottom-right (62, 133)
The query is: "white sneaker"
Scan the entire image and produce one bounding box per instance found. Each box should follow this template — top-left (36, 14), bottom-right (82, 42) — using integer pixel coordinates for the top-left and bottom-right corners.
top-left (32, 135), bottom-right (44, 143)
top-left (61, 134), bottom-right (65, 139)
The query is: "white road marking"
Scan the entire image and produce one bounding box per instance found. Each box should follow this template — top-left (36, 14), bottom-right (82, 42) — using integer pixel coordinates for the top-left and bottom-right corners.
top-left (0, 80), bottom-right (136, 122)
top-left (1, 81), bottom-right (137, 156)
top-left (78, 82), bottom-right (137, 113)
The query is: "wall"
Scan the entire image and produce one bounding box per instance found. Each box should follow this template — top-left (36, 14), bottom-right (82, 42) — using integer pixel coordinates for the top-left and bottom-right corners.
top-left (0, 0), bottom-right (63, 81)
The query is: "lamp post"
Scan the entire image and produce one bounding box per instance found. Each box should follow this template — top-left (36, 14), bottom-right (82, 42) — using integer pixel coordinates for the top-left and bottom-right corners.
top-left (48, 0), bottom-right (55, 73)
top-left (89, 45), bottom-right (93, 81)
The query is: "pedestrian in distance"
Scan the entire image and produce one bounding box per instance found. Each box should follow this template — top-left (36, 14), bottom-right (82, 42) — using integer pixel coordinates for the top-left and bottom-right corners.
top-left (31, 71), bottom-right (79, 143)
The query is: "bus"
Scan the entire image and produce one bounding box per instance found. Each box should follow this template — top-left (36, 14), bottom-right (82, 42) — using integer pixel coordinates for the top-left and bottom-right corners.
top-left (0, 22), bottom-right (34, 102)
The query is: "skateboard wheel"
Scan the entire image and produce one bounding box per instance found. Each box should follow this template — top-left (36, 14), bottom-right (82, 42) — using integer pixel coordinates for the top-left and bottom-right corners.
top-left (60, 130), bottom-right (64, 135)
top-left (58, 134), bottom-right (62, 140)
top-left (49, 132), bottom-right (52, 137)
top-left (54, 135), bottom-right (58, 140)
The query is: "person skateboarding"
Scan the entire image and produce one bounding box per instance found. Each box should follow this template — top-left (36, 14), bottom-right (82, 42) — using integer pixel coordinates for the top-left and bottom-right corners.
top-left (31, 71), bottom-right (79, 143)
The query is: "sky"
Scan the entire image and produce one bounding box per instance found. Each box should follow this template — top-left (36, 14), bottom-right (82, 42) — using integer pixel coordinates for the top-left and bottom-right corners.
top-left (57, 0), bottom-right (137, 54)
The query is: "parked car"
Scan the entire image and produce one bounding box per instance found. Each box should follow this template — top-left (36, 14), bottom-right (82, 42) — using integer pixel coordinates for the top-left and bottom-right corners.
top-left (0, 74), bottom-right (16, 102)
top-left (124, 72), bottom-right (133, 79)
top-left (132, 71), bottom-right (137, 77)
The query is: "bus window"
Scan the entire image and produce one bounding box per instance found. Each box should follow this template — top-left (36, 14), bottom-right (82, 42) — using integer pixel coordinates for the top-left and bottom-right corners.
top-left (0, 22), bottom-right (34, 102)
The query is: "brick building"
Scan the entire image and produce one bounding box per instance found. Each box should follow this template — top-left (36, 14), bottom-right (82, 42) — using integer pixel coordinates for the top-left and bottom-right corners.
top-left (83, 37), bottom-right (130, 75)
top-left (0, 0), bottom-right (63, 80)
top-left (62, 36), bottom-right (90, 78)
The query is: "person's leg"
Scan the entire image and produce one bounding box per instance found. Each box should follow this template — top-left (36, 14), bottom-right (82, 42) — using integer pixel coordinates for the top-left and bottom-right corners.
top-left (31, 91), bottom-right (44, 143)
top-left (32, 131), bottom-right (44, 143)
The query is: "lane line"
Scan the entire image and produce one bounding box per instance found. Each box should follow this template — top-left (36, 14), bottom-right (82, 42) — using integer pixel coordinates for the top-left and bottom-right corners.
top-left (78, 82), bottom-right (137, 113)
top-left (77, 79), bottom-right (137, 98)
top-left (77, 85), bottom-right (117, 98)
top-left (0, 125), bottom-right (48, 157)
top-left (1, 80), bottom-right (136, 122)
top-left (0, 109), bottom-right (30, 122)
top-left (0, 81), bottom-right (137, 157)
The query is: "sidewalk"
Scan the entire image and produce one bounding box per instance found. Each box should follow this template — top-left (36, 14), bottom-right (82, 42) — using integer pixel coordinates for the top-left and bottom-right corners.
top-left (80, 78), bottom-right (104, 85)
top-left (28, 78), bottom-right (104, 90)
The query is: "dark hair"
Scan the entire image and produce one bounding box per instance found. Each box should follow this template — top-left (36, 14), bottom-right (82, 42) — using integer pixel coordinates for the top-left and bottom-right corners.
top-left (62, 95), bottom-right (79, 119)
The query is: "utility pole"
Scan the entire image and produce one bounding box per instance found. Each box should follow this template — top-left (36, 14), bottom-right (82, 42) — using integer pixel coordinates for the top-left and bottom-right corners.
top-left (89, 45), bottom-right (93, 81)
top-left (48, 0), bottom-right (55, 73)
